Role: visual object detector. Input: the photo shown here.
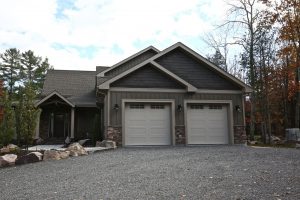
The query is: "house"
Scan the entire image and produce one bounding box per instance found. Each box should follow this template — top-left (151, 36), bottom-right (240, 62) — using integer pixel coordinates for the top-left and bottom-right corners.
top-left (35, 42), bottom-right (252, 146)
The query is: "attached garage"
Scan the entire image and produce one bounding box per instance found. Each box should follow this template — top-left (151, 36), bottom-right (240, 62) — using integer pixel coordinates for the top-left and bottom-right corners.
top-left (186, 103), bottom-right (229, 145)
top-left (124, 103), bottom-right (172, 146)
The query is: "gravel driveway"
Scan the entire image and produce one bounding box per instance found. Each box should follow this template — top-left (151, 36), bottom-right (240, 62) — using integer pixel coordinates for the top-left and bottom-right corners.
top-left (0, 146), bottom-right (299, 200)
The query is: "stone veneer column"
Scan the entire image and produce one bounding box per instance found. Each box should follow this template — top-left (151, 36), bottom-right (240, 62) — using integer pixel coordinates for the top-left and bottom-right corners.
top-left (175, 126), bottom-right (186, 145)
top-left (106, 126), bottom-right (122, 146)
top-left (234, 125), bottom-right (247, 144)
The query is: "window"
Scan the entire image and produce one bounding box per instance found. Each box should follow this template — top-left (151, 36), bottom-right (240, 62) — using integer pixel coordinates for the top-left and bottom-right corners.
top-left (151, 104), bottom-right (165, 109)
top-left (130, 104), bottom-right (144, 109)
top-left (209, 105), bottom-right (222, 109)
top-left (190, 104), bottom-right (204, 109)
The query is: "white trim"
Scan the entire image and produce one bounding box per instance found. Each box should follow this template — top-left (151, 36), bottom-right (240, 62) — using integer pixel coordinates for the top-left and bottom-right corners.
top-left (35, 91), bottom-right (75, 108)
top-left (150, 61), bottom-right (197, 92)
top-left (242, 96), bottom-right (246, 126)
top-left (34, 110), bottom-right (41, 139)
top-left (70, 108), bottom-right (75, 139)
top-left (110, 87), bottom-right (243, 94)
top-left (97, 46), bottom-right (160, 77)
top-left (184, 100), bottom-right (234, 145)
top-left (99, 61), bottom-right (197, 92)
top-left (121, 99), bottom-right (176, 147)
top-left (107, 90), bottom-right (111, 126)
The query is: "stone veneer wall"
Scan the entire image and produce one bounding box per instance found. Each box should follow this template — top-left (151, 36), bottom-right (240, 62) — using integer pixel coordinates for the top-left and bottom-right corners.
top-left (106, 125), bottom-right (246, 146)
top-left (106, 126), bottom-right (122, 146)
top-left (234, 125), bottom-right (247, 144)
top-left (175, 126), bottom-right (185, 145)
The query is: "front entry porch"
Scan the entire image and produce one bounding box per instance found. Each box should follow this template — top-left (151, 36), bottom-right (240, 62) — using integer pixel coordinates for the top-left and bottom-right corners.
top-left (35, 92), bottom-right (103, 144)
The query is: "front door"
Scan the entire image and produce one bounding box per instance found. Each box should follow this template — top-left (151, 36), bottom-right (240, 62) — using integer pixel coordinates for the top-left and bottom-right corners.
top-left (54, 114), bottom-right (65, 137)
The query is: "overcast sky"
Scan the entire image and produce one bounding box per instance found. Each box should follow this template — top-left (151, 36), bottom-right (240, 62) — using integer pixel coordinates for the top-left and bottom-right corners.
top-left (0, 0), bottom-right (231, 71)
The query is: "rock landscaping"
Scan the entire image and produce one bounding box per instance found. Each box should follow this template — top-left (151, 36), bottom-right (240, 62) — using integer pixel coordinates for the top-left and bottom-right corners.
top-left (0, 141), bottom-right (115, 168)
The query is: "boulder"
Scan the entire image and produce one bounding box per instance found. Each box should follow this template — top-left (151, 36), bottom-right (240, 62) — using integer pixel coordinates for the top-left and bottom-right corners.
top-left (43, 150), bottom-right (61, 161)
top-left (78, 139), bottom-right (90, 146)
top-left (15, 153), bottom-right (40, 165)
top-left (0, 154), bottom-right (17, 167)
top-left (96, 140), bottom-right (116, 148)
top-left (66, 143), bottom-right (88, 156)
top-left (0, 147), bottom-right (10, 154)
top-left (59, 151), bottom-right (70, 159)
top-left (7, 144), bottom-right (19, 151)
top-left (29, 152), bottom-right (43, 161)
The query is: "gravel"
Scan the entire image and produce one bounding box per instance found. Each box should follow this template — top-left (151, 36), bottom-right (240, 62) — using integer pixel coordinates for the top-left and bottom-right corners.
top-left (0, 146), bottom-right (299, 200)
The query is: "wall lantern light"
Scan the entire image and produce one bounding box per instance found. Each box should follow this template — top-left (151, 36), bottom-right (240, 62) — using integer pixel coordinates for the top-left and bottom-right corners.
top-left (235, 105), bottom-right (241, 113)
top-left (177, 104), bottom-right (182, 112)
top-left (113, 104), bottom-right (119, 110)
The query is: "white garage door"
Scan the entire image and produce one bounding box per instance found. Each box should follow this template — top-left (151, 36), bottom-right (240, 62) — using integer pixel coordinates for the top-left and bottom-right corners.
top-left (124, 103), bottom-right (171, 146)
top-left (187, 104), bottom-right (229, 144)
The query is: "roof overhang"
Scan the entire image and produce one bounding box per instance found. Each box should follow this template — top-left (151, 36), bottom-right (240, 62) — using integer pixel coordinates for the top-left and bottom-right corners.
top-left (35, 91), bottom-right (75, 108)
top-left (97, 46), bottom-right (160, 77)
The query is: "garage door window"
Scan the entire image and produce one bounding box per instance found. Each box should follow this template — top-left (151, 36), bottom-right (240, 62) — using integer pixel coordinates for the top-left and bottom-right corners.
top-left (151, 104), bottom-right (165, 109)
top-left (190, 104), bottom-right (204, 109)
top-left (130, 104), bottom-right (144, 109)
top-left (209, 105), bottom-right (222, 109)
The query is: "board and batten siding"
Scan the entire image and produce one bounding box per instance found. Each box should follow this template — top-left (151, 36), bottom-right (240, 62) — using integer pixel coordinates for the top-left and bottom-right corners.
top-left (105, 49), bottom-right (158, 78)
top-left (111, 64), bottom-right (186, 89)
top-left (155, 48), bottom-right (242, 90)
top-left (109, 91), bottom-right (244, 127)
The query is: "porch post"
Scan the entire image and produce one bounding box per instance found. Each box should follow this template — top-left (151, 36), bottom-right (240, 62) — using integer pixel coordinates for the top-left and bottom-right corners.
top-left (71, 107), bottom-right (75, 139)
top-left (35, 110), bottom-right (41, 139)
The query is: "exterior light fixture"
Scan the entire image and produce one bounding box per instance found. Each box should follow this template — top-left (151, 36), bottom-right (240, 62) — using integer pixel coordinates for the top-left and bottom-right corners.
top-left (113, 104), bottom-right (119, 110)
top-left (177, 104), bottom-right (182, 112)
top-left (235, 105), bottom-right (241, 113)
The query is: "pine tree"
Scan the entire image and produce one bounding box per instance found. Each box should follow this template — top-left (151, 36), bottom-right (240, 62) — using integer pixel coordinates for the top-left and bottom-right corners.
top-left (0, 91), bottom-right (15, 146)
top-left (0, 48), bottom-right (21, 95)
top-left (21, 50), bottom-right (52, 94)
top-left (18, 84), bottom-right (40, 149)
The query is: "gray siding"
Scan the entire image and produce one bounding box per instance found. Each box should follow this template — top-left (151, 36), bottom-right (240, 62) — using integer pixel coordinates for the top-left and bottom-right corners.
top-left (105, 49), bottom-right (157, 78)
top-left (111, 64), bottom-right (185, 89)
top-left (155, 48), bottom-right (241, 90)
top-left (109, 91), bottom-right (244, 127)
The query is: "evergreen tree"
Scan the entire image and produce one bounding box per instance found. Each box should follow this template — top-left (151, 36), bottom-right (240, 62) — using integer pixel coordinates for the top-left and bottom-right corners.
top-left (21, 50), bottom-right (52, 94)
top-left (0, 91), bottom-right (15, 146)
top-left (18, 84), bottom-right (40, 149)
top-left (0, 48), bottom-right (21, 95)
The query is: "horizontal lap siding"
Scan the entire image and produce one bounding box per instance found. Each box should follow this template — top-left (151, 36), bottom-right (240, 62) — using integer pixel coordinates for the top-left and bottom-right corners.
top-left (109, 91), bottom-right (244, 127)
top-left (155, 48), bottom-right (241, 90)
top-left (111, 65), bottom-right (185, 89)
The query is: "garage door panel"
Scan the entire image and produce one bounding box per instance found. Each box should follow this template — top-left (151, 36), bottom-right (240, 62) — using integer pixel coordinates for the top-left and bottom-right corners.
top-left (125, 103), bottom-right (171, 146)
top-left (187, 104), bottom-right (229, 144)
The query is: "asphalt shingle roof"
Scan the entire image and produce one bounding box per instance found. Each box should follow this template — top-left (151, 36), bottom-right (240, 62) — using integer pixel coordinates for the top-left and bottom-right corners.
top-left (42, 69), bottom-right (101, 106)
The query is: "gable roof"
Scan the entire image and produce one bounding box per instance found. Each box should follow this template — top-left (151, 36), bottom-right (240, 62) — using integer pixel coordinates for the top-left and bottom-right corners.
top-left (41, 69), bottom-right (97, 107)
top-left (97, 46), bottom-right (160, 77)
top-left (98, 42), bottom-right (252, 93)
top-left (36, 91), bottom-right (75, 107)
top-left (42, 70), bottom-right (96, 97)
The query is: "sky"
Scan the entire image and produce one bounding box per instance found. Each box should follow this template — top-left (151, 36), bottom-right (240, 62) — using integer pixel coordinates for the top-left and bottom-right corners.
top-left (0, 0), bottom-right (231, 71)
